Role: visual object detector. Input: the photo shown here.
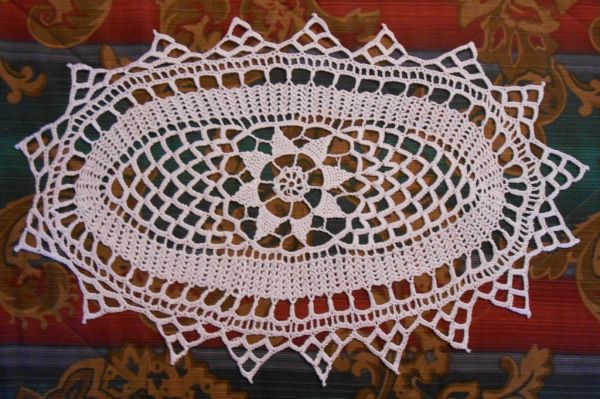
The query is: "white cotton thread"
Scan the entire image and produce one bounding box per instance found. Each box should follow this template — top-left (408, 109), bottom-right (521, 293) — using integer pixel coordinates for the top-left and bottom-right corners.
top-left (15, 15), bottom-right (588, 386)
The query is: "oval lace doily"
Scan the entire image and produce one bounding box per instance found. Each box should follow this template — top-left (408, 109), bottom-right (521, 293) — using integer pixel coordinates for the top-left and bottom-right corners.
top-left (16, 15), bottom-right (587, 385)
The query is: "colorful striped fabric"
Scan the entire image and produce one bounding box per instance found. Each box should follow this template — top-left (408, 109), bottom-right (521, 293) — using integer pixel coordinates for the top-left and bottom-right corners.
top-left (1, 1), bottom-right (599, 398)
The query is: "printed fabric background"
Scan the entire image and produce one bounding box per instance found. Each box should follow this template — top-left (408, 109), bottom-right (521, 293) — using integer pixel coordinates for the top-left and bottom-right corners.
top-left (0, 0), bottom-right (599, 398)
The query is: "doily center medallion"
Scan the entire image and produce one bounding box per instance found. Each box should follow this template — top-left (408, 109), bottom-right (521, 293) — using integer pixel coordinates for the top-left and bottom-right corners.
top-left (15, 15), bottom-right (588, 385)
top-left (274, 166), bottom-right (310, 201)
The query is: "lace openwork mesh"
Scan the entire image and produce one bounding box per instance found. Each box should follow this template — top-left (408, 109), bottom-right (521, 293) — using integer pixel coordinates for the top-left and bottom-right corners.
top-left (16, 15), bottom-right (588, 384)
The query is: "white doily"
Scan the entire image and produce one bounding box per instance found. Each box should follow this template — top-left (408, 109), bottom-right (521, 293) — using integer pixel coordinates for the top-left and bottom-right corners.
top-left (16, 15), bottom-right (588, 385)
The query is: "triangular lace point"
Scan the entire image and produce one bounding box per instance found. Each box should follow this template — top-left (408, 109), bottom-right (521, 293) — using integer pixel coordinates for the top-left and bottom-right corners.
top-left (226, 16), bottom-right (254, 38)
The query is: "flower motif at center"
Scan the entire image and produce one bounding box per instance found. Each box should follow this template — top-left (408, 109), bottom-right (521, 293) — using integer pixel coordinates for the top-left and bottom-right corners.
top-left (232, 128), bottom-right (353, 249)
top-left (274, 166), bottom-right (309, 201)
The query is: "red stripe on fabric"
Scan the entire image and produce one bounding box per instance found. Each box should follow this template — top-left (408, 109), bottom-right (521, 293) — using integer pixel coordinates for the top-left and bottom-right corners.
top-left (555, 1), bottom-right (600, 53)
top-left (1, 279), bottom-right (599, 352)
top-left (0, 0), bottom-right (597, 53)
top-left (0, 0), bottom-right (35, 41)
top-left (87, 1), bottom-right (159, 45)
top-left (470, 278), bottom-right (600, 352)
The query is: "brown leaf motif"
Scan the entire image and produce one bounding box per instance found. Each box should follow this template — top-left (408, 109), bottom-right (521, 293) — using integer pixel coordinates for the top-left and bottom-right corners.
top-left (157, 0), bottom-right (230, 51)
top-left (591, 16), bottom-right (600, 52)
top-left (435, 346), bottom-right (552, 399)
top-left (458, 0), bottom-right (502, 29)
top-left (458, 0), bottom-right (567, 81)
top-left (334, 326), bottom-right (450, 399)
top-left (530, 210), bottom-right (600, 322)
top-left (563, 211), bottom-right (600, 322)
top-left (335, 331), bottom-right (553, 399)
top-left (482, 345), bottom-right (552, 399)
top-left (17, 344), bottom-right (247, 398)
top-left (0, 58), bottom-right (47, 104)
top-left (240, 0), bottom-right (380, 46)
top-left (27, 0), bottom-right (112, 48)
top-left (458, 0), bottom-right (600, 141)
top-left (576, 221), bottom-right (600, 323)
top-left (99, 44), bottom-right (132, 69)
top-left (0, 196), bottom-right (78, 329)
top-left (557, 63), bottom-right (600, 117)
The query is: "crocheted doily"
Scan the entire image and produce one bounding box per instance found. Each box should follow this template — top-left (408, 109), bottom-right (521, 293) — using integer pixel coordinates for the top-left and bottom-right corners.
top-left (16, 15), bottom-right (587, 385)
